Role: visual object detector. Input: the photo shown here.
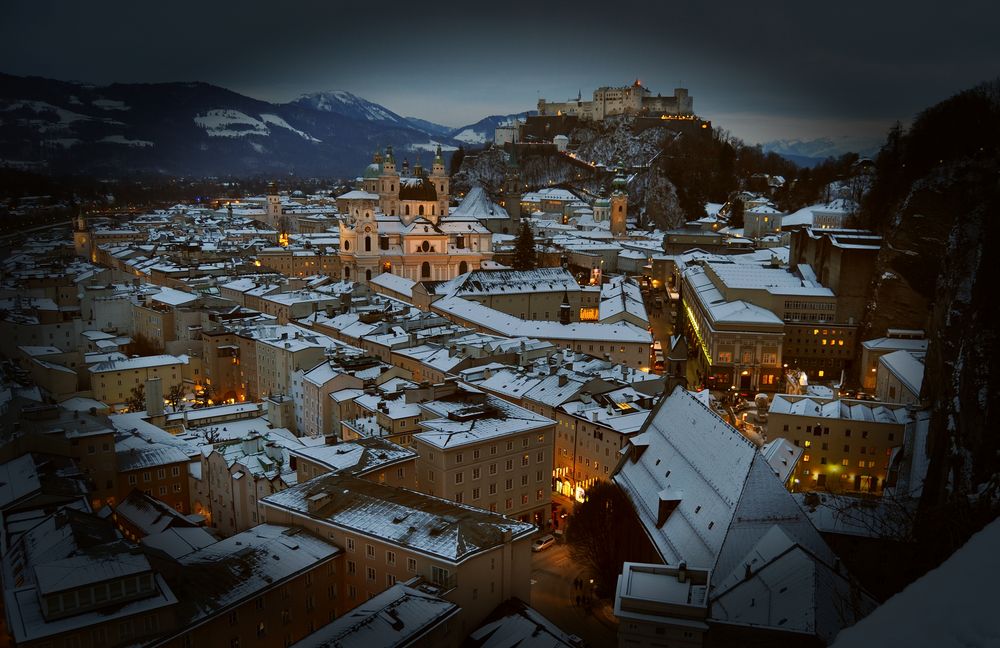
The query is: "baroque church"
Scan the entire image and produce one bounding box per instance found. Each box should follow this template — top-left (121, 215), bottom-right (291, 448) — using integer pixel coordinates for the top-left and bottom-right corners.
top-left (336, 145), bottom-right (494, 283)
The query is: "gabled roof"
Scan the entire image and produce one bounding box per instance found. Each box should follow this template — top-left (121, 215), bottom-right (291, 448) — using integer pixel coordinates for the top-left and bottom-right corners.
top-left (613, 387), bottom-right (872, 641)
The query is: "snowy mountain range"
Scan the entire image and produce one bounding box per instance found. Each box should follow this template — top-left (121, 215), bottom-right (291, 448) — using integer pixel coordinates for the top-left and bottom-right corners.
top-left (0, 74), bottom-right (527, 177)
top-left (761, 136), bottom-right (882, 167)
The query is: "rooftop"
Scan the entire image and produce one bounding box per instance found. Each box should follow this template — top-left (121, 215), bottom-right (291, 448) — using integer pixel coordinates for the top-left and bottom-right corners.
top-left (261, 473), bottom-right (535, 564)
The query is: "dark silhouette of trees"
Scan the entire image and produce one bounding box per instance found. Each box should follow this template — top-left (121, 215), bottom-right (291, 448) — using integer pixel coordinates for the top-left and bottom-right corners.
top-left (565, 481), bottom-right (657, 597)
top-left (449, 146), bottom-right (466, 176)
top-left (125, 384), bottom-right (145, 412)
top-left (512, 220), bottom-right (537, 270)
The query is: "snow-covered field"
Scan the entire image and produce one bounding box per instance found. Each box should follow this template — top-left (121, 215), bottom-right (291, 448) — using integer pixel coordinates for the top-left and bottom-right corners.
top-left (194, 109), bottom-right (320, 142)
top-left (98, 135), bottom-right (154, 147)
top-left (453, 128), bottom-right (487, 144)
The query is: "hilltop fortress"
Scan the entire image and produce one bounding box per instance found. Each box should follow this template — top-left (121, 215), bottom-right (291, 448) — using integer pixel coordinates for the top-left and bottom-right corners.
top-left (537, 80), bottom-right (694, 121)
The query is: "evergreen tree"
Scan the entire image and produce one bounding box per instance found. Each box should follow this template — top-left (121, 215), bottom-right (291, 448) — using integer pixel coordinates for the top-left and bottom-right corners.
top-left (512, 221), bottom-right (537, 270)
top-left (728, 197), bottom-right (745, 229)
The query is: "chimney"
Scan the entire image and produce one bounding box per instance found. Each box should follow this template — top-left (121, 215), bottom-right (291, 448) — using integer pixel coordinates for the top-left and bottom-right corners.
top-left (558, 374), bottom-right (568, 387)
top-left (678, 562), bottom-right (688, 583)
top-left (145, 378), bottom-right (164, 418)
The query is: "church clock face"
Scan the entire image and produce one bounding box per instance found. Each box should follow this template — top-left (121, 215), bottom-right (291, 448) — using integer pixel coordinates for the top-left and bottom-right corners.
top-left (364, 226), bottom-right (372, 233)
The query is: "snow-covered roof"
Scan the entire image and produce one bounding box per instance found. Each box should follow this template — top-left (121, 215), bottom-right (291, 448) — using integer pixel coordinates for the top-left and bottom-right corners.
top-left (261, 473), bottom-right (535, 564)
top-left (290, 583), bottom-right (458, 648)
top-left (832, 518), bottom-right (1000, 648)
top-left (433, 296), bottom-right (653, 344)
top-left (878, 349), bottom-right (925, 396)
top-left (89, 353), bottom-right (186, 373)
top-left (289, 438), bottom-right (416, 475)
top-left (769, 394), bottom-right (910, 425)
top-left (613, 387), bottom-right (868, 641)
top-left (414, 394), bottom-right (555, 449)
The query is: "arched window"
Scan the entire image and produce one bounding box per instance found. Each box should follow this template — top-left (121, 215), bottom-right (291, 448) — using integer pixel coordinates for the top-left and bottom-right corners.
top-left (459, 261), bottom-right (468, 274)
top-left (419, 205), bottom-right (425, 216)
top-left (364, 236), bottom-right (371, 252)
top-left (618, 205), bottom-right (624, 212)
top-left (421, 261), bottom-right (431, 278)
top-left (405, 205), bottom-right (410, 216)
top-left (390, 184), bottom-right (394, 191)
top-left (344, 266), bottom-right (351, 279)
top-left (365, 269), bottom-right (372, 281)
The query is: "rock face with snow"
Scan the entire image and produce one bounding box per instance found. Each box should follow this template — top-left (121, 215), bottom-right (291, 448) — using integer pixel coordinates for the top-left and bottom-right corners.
top-left (454, 115), bottom-right (686, 230)
top-left (858, 81), bottom-right (1000, 513)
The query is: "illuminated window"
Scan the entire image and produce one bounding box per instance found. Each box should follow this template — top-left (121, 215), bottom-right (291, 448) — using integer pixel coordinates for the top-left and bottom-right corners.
top-left (818, 370), bottom-right (825, 377)
top-left (803, 454), bottom-right (811, 462)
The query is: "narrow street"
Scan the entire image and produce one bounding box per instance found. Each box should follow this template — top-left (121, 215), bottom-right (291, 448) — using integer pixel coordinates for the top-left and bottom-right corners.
top-left (529, 542), bottom-right (619, 647)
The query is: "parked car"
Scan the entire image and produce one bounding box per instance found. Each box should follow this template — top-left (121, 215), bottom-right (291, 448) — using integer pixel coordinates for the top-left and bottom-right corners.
top-left (532, 534), bottom-right (556, 552)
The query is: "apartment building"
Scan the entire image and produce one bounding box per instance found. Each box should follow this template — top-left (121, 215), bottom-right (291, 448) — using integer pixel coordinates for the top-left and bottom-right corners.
top-left (413, 392), bottom-right (555, 527)
top-left (89, 354), bottom-right (187, 409)
top-left (768, 394), bottom-right (911, 493)
top-left (260, 473), bottom-right (536, 635)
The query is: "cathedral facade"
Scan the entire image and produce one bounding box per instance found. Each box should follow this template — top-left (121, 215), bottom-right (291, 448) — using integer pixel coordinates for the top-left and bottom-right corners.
top-left (337, 145), bottom-right (493, 284)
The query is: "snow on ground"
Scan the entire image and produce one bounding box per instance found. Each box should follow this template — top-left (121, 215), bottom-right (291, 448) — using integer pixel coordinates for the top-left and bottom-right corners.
top-left (833, 517), bottom-right (1000, 647)
top-left (260, 113), bottom-right (321, 142)
top-left (453, 128), bottom-right (487, 144)
top-left (92, 98), bottom-right (130, 111)
top-left (193, 109), bottom-right (270, 137)
top-left (98, 135), bottom-right (154, 147)
top-left (45, 139), bottom-right (81, 148)
top-left (3, 100), bottom-right (94, 124)
top-left (407, 140), bottom-right (458, 152)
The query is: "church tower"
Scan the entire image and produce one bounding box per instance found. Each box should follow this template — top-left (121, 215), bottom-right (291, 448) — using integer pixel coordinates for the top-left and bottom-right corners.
top-left (502, 145), bottom-right (522, 232)
top-left (266, 182), bottom-right (282, 228)
top-left (73, 211), bottom-right (92, 261)
top-left (378, 146), bottom-right (400, 216)
top-left (431, 144), bottom-right (449, 218)
top-left (610, 167), bottom-right (628, 237)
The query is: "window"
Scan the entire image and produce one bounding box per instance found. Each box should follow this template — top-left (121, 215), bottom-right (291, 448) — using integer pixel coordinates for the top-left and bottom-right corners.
top-left (366, 544), bottom-right (375, 559)
top-left (537, 451), bottom-right (544, 463)
top-left (386, 551), bottom-right (396, 566)
top-left (455, 491), bottom-right (464, 503)
top-left (456, 453), bottom-right (463, 464)
top-left (347, 561), bottom-right (356, 575)
top-left (521, 454), bottom-right (529, 467)
top-left (505, 478), bottom-right (513, 491)
top-left (455, 472), bottom-right (464, 484)
top-left (473, 449), bottom-right (480, 460)
top-left (366, 567), bottom-right (376, 582)
top-left (505, 459), bottom-right (513, 471)
top-left (407, 558), bottom-right (417, 573)
top-left (505, 498), bottom-right (513, 510)
top-left (128, 474), bottom-right (137, 486)
top-left (171, 466), bottom-right (180, 477)
top-left (473, 487), bottom-right (481, 500)
top-left (489, 483), bottom-right (497, 495)
top-left (490, 444), bottom-right (497, 455)
top-left (431, 565), bottom-right (451, 587)
top-left (347, 538), bottom-right (355, 552)
top-left (421, 261), bottom-right (431, 278)
top-left (489, 463), bottom-right (497, 475)
top-left (472, 467), bottom-right (481, 479)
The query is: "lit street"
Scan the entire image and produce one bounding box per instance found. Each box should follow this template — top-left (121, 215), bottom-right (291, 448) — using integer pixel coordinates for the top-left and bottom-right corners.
top-left (530, 541), bottom-right (618, 647)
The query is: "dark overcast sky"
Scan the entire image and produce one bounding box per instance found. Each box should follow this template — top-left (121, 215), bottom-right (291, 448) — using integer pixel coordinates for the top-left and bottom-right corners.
top-left (3, 0), bottom-right (997, 146)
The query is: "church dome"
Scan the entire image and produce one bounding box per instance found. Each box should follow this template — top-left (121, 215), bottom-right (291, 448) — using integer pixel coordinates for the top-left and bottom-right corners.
top-left (363, 162), bottom-right (382, 179)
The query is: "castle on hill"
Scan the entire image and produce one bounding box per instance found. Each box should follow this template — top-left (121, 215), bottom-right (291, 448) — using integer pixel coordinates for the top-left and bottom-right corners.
top-left (537, 80), bottom-right (693, 121)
